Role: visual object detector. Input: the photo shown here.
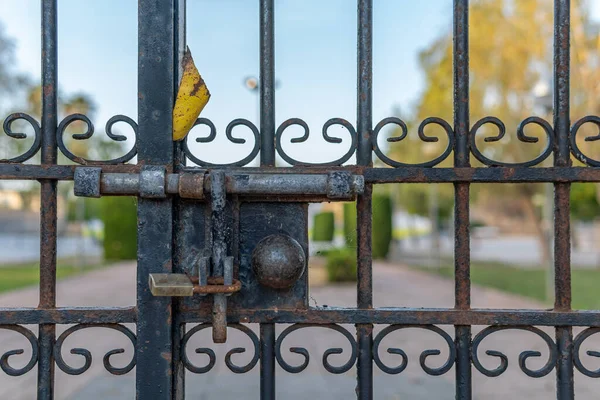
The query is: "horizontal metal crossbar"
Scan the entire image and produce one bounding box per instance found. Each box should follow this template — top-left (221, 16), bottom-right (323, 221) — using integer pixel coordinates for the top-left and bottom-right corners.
top-left (4, 164), bottom-right (600, 183)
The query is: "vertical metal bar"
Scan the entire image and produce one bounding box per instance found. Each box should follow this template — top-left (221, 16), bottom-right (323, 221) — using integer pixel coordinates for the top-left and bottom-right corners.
top-left (259, 1), bottom-right (277, 396)
top-left (173, 0), bottom-right (187, 170)
top-left (260, 323), bottom-right (276, 400)
top-left (356, 1), bottom-right (373, 398)
top-left (357, 0), bottom-right (373, 167)
top-left (453, 0), bottom-right (471, 399)
top-left (356, 186), bottom-right (373, 400)
top-left (38, 1), bottom-right (58, 398)
top-left (172, 1), bottom-right (186, 398)
top-left (137, 1), bottom-right (175, 398)
top-left (210, 170), bottom-right (228, 343)
top-left (260, 0), bottom-right (275, 166)
top-left (553, 1), bottom-right (574, 398)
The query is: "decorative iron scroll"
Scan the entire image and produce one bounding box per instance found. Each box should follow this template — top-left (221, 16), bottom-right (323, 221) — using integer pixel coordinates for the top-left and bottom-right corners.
top-left (7, 112), bottom-right (600, 169)
top-left (275, 118), bottom-right (357, 166)
top-left (1, 113), bottom-right (42, 163)
top-left (274, 324), bottom-right (357, 374)
top-left (574, 327), bottom-right (600, 377)
top-left (570, 116), bottom-right (600, 167)
top-left (372, 117), bottom-right (454, 168)
top-left (471, 326), bottom-right (557, 378)
top-left (183, 118), bottom-right (260, 167)
top-left (469, 116), bottom-right (554, 167)
top-left (181, 323), bottom-right (260, 374)
top-left (372, 325), bottom-right (455, 375)
top-left (0, 325), bottom-right (39, 376)
top-left (54, 324), bottom-right (136, 376)
top-left (57, 114), bottom-right (139, 165)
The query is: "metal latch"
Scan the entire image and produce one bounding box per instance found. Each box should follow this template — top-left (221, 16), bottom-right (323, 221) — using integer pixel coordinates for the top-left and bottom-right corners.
top-left (147, 170), bottom-right (237, 343)
top-left (73, 167), bottom-right (364, 201)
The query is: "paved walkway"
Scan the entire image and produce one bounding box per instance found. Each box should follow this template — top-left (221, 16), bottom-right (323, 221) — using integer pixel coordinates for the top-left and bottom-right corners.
top-left (1, 262), bottom-right (599, 399)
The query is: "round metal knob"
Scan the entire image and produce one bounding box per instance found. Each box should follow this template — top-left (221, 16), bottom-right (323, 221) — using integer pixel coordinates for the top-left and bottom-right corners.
top-left (251, 234), bottom-right (306, 289)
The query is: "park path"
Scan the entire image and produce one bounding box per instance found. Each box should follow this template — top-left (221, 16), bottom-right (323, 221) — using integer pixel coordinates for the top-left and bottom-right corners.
top-left (0, 262), bottom-right (599, 399)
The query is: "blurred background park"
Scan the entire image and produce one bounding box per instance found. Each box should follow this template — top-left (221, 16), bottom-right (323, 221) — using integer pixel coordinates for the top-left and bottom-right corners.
top-left (2, 1), bottom-right (600, 308)
top-left (4, 1), bottom-right (600, 398)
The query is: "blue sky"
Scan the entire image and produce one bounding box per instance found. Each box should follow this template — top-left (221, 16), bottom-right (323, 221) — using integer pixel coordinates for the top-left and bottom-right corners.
top-left (2, 1), bottom-right (598, 165)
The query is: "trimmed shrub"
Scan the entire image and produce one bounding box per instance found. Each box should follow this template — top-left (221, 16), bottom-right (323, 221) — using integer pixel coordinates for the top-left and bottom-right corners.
top-left (343, 202), bottom-right (357, 247)
top-left (325, 247), bottom-right (357, 283)
top-left (67, 197), bottom-right (102, 222)
top-left (372, 194), bottom-right (393, 259)
top-left (101, 196), bottom-right (137, 260)
top-left (313, 211), bottom-right (335, 242)
top-left (343, 195), bottom-right (393, 259)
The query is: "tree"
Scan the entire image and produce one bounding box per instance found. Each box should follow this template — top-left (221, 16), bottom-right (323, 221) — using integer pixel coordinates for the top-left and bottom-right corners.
top-left (384, 0), bottom-right (600, 267)
top-left (0, 22), bottom-right (29, 161)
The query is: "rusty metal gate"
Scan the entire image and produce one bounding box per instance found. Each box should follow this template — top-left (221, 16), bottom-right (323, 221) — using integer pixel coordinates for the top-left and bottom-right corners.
top-left (0, 0), bottom-right (598, 399)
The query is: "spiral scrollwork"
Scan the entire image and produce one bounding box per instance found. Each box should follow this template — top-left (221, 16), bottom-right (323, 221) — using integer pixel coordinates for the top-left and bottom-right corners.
top-left (54, 324), bottom-right (136, 376)
top-left (1, 113), bottom-right (42, 163)
top-left (469, 116), bottom-right (554, 167)
top-left (372, 325), bottom-right (455, 376)
top-left (570, 116), bottom-right (600, 167)
top-left (57, 113), bottom-right (138, 165)
top-left (574, 327), bottom-right (600, 377)
top-left (275, 324), bottom-right (357, 374)
top-left (275, 118), bottom-right (357, 166)
top-left (183, 118), bottom-right (260, 167)
top-left (0, 325), bottom-right (39, 376)
top-left (471, 326), bottom-right (557, 378)
top-left (181, 323), bottom-right (260, 374)
top-left (372, 117), bottom-right (454, 167)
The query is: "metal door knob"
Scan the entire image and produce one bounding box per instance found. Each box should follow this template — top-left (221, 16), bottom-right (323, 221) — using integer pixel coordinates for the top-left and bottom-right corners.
top-left (251, 234), bottom-right (306, 289)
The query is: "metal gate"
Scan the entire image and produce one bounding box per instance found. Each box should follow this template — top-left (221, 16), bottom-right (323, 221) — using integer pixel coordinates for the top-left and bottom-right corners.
top-left (0, 0), bottom-right (598, 398)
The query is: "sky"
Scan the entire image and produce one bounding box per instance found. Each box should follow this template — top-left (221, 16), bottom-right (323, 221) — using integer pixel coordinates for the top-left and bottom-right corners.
top-left (1, 1), bottom-right (599, 165)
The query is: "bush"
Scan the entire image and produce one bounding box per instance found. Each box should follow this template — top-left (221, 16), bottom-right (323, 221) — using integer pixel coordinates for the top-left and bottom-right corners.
top-left (571, 183), bottom-right (600, 221)
top-left (325, 248), bottom-right (357, 283)
top-left (343, 203), bottom-right (357, 246)
top-left (101, 196), bottom-right (137, 260)
top-left (372, 194), bottom-right (393, 259)
top-left (313, 211), bottom-right (335, 242)
top-left (343, 195), bottom-right (393, 259)
top-left (67, 197), bottom-right (102, 222)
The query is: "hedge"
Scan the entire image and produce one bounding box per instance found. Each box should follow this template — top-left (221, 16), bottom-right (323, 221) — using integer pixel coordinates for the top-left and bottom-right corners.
top-left (101, 196), bottom-right (137, 260)
top-left (372, 194), bottom-right (393, 259)
top-left (325, 247), bottom-right (357, 283)
top-left (343, 194), bottom-right (393, 259)
top-left (313, 211), bottom-right (335, 242)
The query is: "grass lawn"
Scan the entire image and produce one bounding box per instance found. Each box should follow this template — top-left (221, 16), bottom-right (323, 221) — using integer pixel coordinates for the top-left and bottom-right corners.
top-left (0, 263), bottom-right (103, 294)
top-left (411, 261), bottom-right (600, 310)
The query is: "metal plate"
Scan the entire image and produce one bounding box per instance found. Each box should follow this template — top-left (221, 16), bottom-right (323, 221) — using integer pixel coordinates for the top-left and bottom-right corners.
top-left (175, 199), bottom-right (308, 311)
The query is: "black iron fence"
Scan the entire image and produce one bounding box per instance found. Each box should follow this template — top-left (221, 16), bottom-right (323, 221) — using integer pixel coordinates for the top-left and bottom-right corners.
top-left (0, 0), bottom-right (598, 399)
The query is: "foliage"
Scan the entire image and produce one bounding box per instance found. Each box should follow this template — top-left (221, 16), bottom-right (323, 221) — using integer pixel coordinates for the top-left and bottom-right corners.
top-left (372, 194), bottom-right (393, 259)
top-left (343, 194), bottom-right (394, 259)
top-left (397, 184), bottom-right (453, 222)
top-left (343, 202), bottom-right (357, 247)
top-left (312, 211), bottom-right (335, 242)
top-left (67, 197), bottom-right (102, 222)
top-left (325, 247), bottom-right (357, 283)
top-left (571, 183), bottom-right (600, 221)
top-left (101, 197), bottom-right (137, 260)
top-left (383, 1), bottom-right (600, 265)
top-left (0, 22), bottom-right (27, 97)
